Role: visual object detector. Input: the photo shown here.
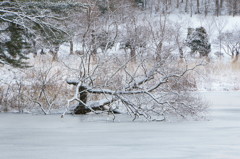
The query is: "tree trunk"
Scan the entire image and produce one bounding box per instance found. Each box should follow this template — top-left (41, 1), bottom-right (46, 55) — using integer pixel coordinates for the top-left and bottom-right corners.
top-left (156, 42), bottom-right (163, 61)
top-left (91, 30), bottom-right (97, 55)
top-left (220, 0), bottom-right (224, 8)
top-left (204, 0), bottom-right (208, 16)
top-left (40, 49), bottom-right (45, 55)
top-left (232, 51), bottom-right (239, 63)
top-left (233, 0), bottom-right (237, 16)
top-left (73, 85), bottom-right (120, 114)
top-left (143, 0), bottom-right (147, 9)
top-left (176, 0), bottom-right (179, 8)
top-left (196, 0), bottom-right (200, 14)
top-left (215, 0), bottom-right (220, 16)
top-left (190, 0), bottom-right (193, 17)
top-left (130, 47), bottom-right (136, 62)
top-left (74, 86), bottom-right (89, 114)
top-left (179, 47), bottom-right (184, 59)
top-left (51, 46), bottom-right (59, 61)
top-left (163, 0), bottom-right (168, 13)
top-left (70, 40), bottom-right (73, 54)
top-left (185, 0), bottom-right (189, 13)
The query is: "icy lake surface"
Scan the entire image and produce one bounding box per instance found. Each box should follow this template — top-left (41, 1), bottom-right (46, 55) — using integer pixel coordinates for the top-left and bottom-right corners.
top-left (0, 91), bottom-right (240, 159)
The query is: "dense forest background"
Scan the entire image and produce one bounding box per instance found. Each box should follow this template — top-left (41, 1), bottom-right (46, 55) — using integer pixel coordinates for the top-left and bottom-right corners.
top-left (12, 0), bottom-right (240, 16)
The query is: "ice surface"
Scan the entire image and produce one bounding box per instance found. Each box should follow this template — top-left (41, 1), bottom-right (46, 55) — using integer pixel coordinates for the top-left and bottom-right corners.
top-left (0, 92), bottom-right (240, 159)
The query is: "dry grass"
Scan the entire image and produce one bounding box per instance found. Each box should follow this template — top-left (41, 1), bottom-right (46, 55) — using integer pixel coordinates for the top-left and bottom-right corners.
top-left (194, 59), bottom-right (240, 91)
top-left (231, 61), bottom-right (240, 71)
top-left (0, 56), bottom-right (75, 113)
top-left (2, 52), bottom-right (237, 113)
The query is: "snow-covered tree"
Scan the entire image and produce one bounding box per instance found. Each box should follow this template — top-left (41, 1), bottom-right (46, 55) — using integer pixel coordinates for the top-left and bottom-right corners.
top-left (221, 31), bottom-right (240, 62)
top-left (63, 52), bottom-right (206, 121)
top-left (0, 22), bottom-right (31, 67)
top-left (0, 1), bottom-right (87, 67)
top-left (186, 27), bottom-right (211, 57)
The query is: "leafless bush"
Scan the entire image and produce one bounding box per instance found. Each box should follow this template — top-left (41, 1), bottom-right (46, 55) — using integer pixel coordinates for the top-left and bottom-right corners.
top-left (23, 65), bottom-right (73, 114)
top-left (0, 79), bottom-right (31, 113)
top-left (0, 62), bottom-right (73, 114)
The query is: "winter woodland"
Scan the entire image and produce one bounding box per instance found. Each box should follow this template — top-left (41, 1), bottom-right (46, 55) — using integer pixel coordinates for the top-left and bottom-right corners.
top-left (1, 0), bottom-right (240, 121)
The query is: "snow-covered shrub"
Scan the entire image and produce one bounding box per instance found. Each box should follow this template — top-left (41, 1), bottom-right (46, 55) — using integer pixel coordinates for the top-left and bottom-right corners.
top-left (186, 27), bottom-right (211, 57)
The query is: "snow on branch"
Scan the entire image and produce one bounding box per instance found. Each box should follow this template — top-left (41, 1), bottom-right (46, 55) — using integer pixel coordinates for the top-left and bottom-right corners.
top-left (63, 60), bottom-right (204, 120)
top-left (67, 63), bottom-right (202, 95)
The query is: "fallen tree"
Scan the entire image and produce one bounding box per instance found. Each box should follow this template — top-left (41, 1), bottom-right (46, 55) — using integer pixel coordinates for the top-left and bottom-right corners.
top-left (61, 52), bottom-right (206, 121)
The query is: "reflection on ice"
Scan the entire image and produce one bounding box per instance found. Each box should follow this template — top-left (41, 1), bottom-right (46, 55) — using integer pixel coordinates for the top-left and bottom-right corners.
top-left (0, 91), bottom-right (240, 159)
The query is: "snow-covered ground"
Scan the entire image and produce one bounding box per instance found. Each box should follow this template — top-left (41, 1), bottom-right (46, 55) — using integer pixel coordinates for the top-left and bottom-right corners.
top-left (1, 14), bottom-right (240, 90)
top-left (59, 13), bottom-right (240, 92)
top-left (0, 91), bottom-right (240, 159)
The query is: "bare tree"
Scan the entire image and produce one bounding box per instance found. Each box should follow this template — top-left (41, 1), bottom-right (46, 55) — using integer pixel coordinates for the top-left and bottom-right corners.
top-left (62, 53), bottom-right (206, 121)
top-left (147, 13), bottom-right (173, 61)
top-left (120, 20), bottom-right (148, 62)
top-left (214, 17), bottom-right (228, 55)
top-left (221, 31), bottom-right (240, 62)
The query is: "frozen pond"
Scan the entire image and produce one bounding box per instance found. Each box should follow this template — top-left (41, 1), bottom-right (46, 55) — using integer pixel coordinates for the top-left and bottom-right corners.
top-left (0, 91), bottom-right (240, 159)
